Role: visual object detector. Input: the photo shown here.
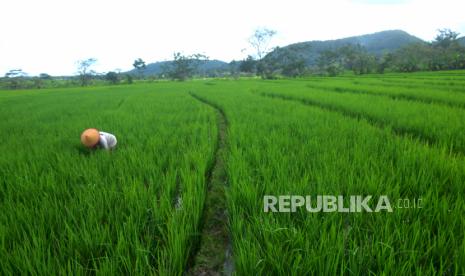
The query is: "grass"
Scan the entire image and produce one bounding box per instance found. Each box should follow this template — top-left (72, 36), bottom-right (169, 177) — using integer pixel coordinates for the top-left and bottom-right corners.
top-left (303, 78), bottom-right (465, 108)
top-left (0, 84), bottom-right (217, 274)
top-left (191, 80), bottom-right (465, 274)
top-left (1, 72), bottom-right (465, 275)
top-left (257, 80), bottom-right (465, 155)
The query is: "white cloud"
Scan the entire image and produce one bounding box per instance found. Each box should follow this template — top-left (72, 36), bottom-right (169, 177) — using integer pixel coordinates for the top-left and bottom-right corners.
top-left (1, 0), bottom-right (464, 76)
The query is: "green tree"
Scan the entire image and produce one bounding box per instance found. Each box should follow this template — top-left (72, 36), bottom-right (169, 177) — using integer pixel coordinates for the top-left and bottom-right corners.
top-left (248, 28), bottom-right (277, 78)
top-left (338, 44), bottom-right (376, 75)
top-left (105, 71), bottom-right (119, 84)
top-left (76, 58), bottom-right (97, 86)
top-left (386, 29), bottom-right (465, 72)
top-left (256, 59), bottom-right (277, 79)
top-left (317, 50), bottom-right (344, 76)
top-left (377, 53), bottom-right (395, 74)
top-left (276, 48), bottom-right (306, 77)
top-left (164, 52), bottom-right (208, 81)
top-left (392, 43), bottom-right (431, 72)
top-left (4, 69), bottom-right (27, 89)
top-left (239, 55), bottom-right (257, 74)
top-left (430, 29), bottom-right (465, 70)
top-left (133, 58), bottom-right (146, 79)
top-left (39, 73), bottom-right (52, 80)
top-left (228, 60), bottom-right (240, 79)
top-left (249, 28), bottom-right (276, 59)
top-left (433, 29), bottom-right (460, 49)
top-left (260, 47), bottom-right (306, 78)
top-left (125, 74), bottom-right (133, 84)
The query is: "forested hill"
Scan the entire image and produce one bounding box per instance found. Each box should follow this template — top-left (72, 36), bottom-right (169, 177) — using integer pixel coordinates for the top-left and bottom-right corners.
top-left (266, 30), bottom-right (424, 65)
top-left (127, 30), bottom-right (464, 76)
top-left (128, 60), bottom-right (229, 76)
top-left (458, 36), bottom-right (465, 46)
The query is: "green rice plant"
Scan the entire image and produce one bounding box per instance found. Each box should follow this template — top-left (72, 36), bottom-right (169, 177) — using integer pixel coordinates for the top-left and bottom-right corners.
top-left (190, 79), bottom-right (465, 275)
top-left (359, 77), bottom-right (465, 92)
top-left (258, 82), bottom-right (465, 154)
top-left (0, 84), bottom-right (217, 275)
top-left (303, 78), bottom-right (465, 108)
top-left (1, 73), bottom-right (465, 275)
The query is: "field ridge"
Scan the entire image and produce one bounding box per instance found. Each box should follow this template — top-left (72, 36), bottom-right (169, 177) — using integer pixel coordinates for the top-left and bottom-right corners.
top-left (187, 92), bottom-right (233, 276)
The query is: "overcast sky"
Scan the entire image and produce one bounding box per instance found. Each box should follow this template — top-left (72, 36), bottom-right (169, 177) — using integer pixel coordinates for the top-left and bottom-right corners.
top-left (1, 0), bottom-right (464, 76)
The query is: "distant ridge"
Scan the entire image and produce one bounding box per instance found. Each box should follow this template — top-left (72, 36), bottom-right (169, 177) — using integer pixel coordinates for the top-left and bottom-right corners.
top-left (266, 30), bottom-right (425, 65)
top-left (127, 59), bottom-right (229, 76)
top-left (458, 36), bottom-right (465, 46)
top-left (126, 30), bottom-right (464, 75)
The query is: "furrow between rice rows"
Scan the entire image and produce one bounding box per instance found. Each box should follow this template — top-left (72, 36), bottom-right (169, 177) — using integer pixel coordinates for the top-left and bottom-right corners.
top-left (186, 92), bottom-right (233, 276)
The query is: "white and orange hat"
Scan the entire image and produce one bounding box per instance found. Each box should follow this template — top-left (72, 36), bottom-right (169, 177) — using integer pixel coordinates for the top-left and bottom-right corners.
top-left (80, 128), bottom-right (100, 147)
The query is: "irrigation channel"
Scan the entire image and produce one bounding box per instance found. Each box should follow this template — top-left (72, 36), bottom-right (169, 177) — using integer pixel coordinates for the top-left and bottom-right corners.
top-left (187, 92), bottom-right (233, 276)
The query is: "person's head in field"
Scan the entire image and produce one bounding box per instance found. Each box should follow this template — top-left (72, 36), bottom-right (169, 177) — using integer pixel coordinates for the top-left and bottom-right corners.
top-left (80, 128), bottom-right (99, 148)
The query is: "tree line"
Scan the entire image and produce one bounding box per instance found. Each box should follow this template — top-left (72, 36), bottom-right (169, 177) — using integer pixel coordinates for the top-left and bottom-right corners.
top-left (239, 28), bottom-right (465, 78)
top-left (2, 29), bottom-right (465, 89)
top-left (314, 29), bottom-right (465, 76)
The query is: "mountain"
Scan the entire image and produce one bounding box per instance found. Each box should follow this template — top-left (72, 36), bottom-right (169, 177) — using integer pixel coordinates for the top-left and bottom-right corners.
top-left (458, 37), bottom-right (465, 46)
top-left (128, 59), bottom-right (229, 76)
top-left (266, 30), bottom-right (424, 65)
top-left (126, 30), bottom-right (428, 76)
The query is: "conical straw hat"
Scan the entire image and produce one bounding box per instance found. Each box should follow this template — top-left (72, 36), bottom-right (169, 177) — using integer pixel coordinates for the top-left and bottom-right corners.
top-left (81, 128), bottom-right (100, 147)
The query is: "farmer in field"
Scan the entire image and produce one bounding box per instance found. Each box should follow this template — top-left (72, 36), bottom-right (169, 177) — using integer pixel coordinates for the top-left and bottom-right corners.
top-left (80, 128), bottom-right (117, 150)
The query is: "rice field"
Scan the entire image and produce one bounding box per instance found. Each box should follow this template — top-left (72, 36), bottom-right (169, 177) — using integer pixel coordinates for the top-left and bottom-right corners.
top-left (1, 71), bottom-right (465, 275)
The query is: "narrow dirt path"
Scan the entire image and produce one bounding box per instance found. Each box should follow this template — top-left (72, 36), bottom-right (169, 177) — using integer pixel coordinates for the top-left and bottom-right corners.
top-left (187, 92), bottom-right (233, 276)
